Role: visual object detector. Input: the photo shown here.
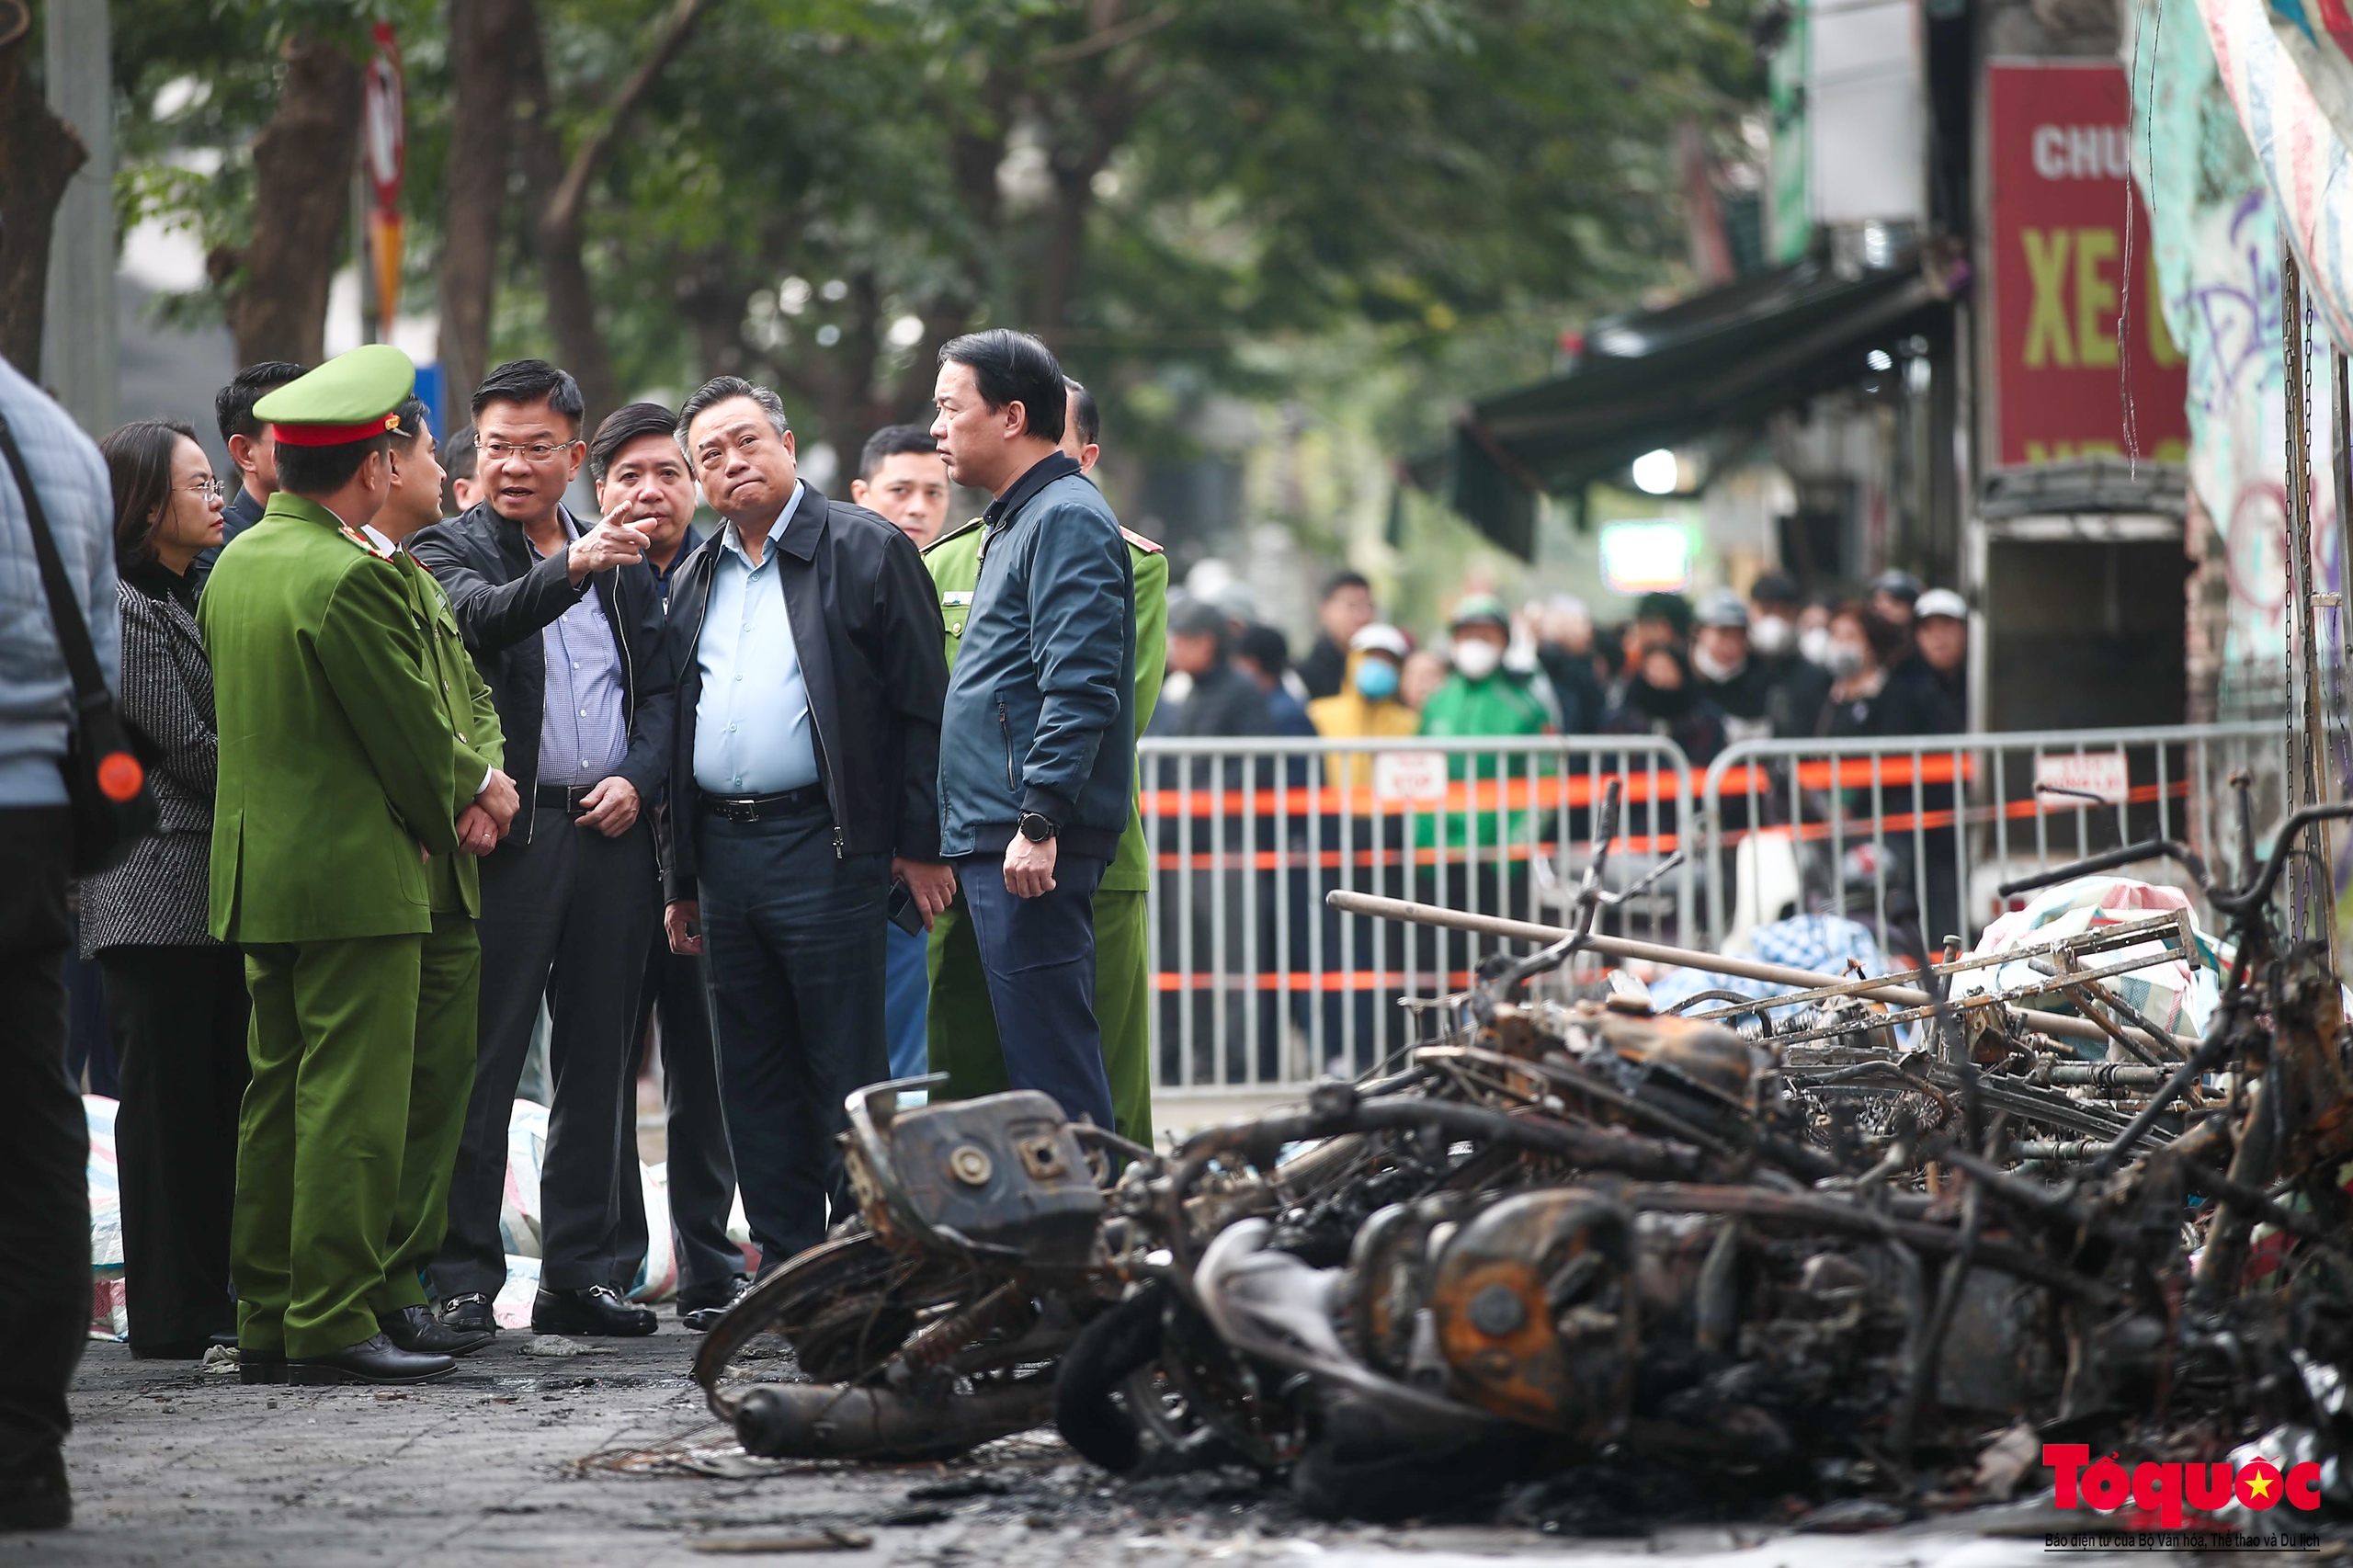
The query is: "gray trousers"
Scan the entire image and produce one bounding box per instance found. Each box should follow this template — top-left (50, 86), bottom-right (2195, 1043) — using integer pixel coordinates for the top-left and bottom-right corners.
top-left (431, 812), bottom-right (655, 1298)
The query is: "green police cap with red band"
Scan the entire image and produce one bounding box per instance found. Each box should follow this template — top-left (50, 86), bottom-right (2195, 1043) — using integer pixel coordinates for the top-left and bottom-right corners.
top-left (252, 344), bottom-right (416, 448)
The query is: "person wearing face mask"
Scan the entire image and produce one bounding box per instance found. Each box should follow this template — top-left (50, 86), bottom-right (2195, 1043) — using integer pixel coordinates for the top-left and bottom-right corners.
top-left (1687, 589), bottom-right (1771, 747)
top-left (1814, 603), bottom-right (1958, 738)
top-left (1307, 622), bottom-right (1420, 790)
top-left (1747, 572), bottom-right (1832, 738)
top-left (1417, 597), bottom-right (1552, 967)
top-left (1602, 643), bottom-right (1729, 767)
top-left (1302, 622), bottom-right (1419, 1069)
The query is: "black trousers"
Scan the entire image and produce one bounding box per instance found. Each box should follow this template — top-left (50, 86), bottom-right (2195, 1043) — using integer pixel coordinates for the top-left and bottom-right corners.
top-left (0, 808), bottom-right (87, 1480)
top-left (697, 803), bottom-right (887, 1271)
top-left (432, 814), bottom-right (655, 1298)
top-left (97, 943), bottom-right (249, 1350)
top-left (612, 930), bottom-right (740, 1294)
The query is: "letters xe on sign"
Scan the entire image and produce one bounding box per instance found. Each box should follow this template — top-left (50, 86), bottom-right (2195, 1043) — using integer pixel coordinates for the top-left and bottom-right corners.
top-left (1984, 61), bottom-right (2188, 468)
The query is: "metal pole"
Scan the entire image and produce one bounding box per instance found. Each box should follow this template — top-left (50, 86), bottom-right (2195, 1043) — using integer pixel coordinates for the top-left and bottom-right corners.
top-left (1322, 889), bottom-right (2197, 1053)
top-left (2281, 238), bottom-right (2333, 948)
top-left (42, 1), bottom-right (114, 436)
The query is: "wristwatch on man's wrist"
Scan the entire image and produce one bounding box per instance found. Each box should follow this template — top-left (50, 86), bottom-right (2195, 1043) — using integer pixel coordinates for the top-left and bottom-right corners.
top-left (1017, 811), bottom-right (1059, 844)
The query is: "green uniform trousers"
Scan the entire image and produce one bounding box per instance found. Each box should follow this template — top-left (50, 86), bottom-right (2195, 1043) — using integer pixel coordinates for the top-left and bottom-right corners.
top-left (378, 913), bottom-right (480, 1314)
top-left (927, 887), bottom-right (1153, 1145)
top-left (233, 935), bottom-right (420, 1358)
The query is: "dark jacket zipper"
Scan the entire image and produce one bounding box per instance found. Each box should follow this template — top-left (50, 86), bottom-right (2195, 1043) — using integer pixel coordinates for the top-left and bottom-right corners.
top-left (998, 699), bottom-right (1018, 794)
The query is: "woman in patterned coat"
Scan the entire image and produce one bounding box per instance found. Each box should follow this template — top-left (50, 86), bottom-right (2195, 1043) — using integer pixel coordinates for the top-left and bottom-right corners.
top-left (80, 419), bottom-right (247, 1359)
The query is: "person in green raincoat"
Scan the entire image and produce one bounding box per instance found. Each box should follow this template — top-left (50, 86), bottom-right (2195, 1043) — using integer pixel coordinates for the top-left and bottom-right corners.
top-left (1415, 593), bottom-right (1551, 978)
top-left (923, 378), bottom-right (1166, 1146)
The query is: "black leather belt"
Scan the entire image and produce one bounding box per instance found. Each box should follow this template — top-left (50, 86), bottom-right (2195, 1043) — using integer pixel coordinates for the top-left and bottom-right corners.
top-left (699, 785), bottom-right (826, 822)
top-left (535, 782), bottom-right (597, 816)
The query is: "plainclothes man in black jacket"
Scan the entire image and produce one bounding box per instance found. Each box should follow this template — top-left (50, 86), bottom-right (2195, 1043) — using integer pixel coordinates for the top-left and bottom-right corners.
top-left (661, 376), bottom-right (949, 1272)
top-left (409, 359), bottom-right (677, 1338)
top-left (931, 330), bottom-right (1135, 1133)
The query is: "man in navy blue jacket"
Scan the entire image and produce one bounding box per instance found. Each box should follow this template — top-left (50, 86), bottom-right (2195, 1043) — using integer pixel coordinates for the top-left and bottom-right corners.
top-left (929, 331), bottom-right (1135, 1131)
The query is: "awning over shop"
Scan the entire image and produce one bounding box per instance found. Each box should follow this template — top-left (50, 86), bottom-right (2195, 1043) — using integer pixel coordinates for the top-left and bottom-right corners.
top-left (1445, 260), bottom-right (1950, 556)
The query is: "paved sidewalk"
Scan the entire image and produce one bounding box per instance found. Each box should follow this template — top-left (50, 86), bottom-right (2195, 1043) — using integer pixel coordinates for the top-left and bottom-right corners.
top-left (16, 1324), bottom-right (2177, 1567)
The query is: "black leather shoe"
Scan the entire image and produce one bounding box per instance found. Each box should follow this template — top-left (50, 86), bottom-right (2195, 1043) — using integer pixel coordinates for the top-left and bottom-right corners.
top-left (286, 1334), bottom-right (456, 1385)
top-left (238, 1349), bottom-right (286, 1385)
top-left (677, 1274), bottom-right (751, 1334)
top-left (531, 1285), bottom-right (656, 1337)
top-left (380, 1303), bottom-right (493, 1358)
top-left (0, 1449), bottom-right (70, 1531)
top-left (438, 1291), bottom-right (497, 1335)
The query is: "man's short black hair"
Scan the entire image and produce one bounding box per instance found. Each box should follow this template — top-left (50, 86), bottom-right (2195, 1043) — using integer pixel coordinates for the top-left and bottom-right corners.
top-left (589, 401), bottom-right (680, 484)
top-left (443, 425), bottom-right (477, 481)
top-left (388, 396), bottom-right (432, 449)
top-left (471, 358), bottom-right (585, 428)
top-left (1063, 376), bottom-right (1100, 449)
top-left (1236, 622), bottom-right (1289, 678)
top-left (275, 434), bottom-right (391, 498)
top-left (215, 360), bottom-right (306, 447)
top-left (858, 424), bottom-right (941, 482)
top-left (676, 376), bottom-right (790, 447)
top-left (1322, 570), bottom-right (1370, 601)
top-left (937, 329), bottom-right (1064, 444)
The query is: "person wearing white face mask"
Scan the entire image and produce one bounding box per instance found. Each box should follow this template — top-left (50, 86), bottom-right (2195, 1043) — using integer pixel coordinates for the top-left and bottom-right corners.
top-left (1745, 572), bottom-right (1832, 737)
top-left (1688, 589), bottom-right (1773, 746)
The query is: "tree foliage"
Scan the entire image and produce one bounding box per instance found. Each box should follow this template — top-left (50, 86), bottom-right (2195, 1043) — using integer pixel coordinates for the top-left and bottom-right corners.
top-left (115, 0), bottom-right (1756, 462)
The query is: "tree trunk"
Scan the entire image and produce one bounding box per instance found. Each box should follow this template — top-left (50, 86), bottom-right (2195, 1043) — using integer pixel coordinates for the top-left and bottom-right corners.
top-left (440, 0), bottom-right (533, 415)
top-left (0, 6), bottom-right (85, 375)
top-left (215, 37), bottom-right (361, 368)
top-left (527, 0), bottom-right (717, 436)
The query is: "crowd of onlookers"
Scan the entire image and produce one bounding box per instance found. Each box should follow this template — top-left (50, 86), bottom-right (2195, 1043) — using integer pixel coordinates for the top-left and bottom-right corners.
top-left (1147, 565), bottom-right (1972, 766)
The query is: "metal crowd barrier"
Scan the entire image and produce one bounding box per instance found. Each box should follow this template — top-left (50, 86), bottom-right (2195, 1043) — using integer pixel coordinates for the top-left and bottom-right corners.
top-left (1694, 722), bottom-right (2285, 957)
top-left (1133, 722), bottom-right (2289, 1096)
top-left (1137, 734), bottom-right (1693, 1095)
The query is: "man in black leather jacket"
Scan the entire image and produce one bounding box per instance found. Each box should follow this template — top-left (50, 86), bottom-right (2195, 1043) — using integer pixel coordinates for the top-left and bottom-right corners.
top-left (659, 375), bottom-right (949, 1272)
top-left (408, 358), bottom-right (676, 1339)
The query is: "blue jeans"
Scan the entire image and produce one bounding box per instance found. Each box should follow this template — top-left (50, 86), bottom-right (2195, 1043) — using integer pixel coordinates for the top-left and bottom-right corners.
top-left (883, 921), bottom-right (930, 1083)
top-left (698, 804), bottom-right (888, 1270)
top-left (955, 849), bottom-right (1114, 1131)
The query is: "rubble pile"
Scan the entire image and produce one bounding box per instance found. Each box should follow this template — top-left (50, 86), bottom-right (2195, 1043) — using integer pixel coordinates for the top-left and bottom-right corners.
top-left (695, 782), bottom-right (2353, 1533)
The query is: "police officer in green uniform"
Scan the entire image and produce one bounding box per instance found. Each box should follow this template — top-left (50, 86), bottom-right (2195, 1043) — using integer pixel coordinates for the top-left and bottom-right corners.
top-left (359, 397), bottom-right (507, 1359)
top-left (923, 378), bottom-right (1166, 1145)
top-left (201, 347), bottom-right (520, 1386)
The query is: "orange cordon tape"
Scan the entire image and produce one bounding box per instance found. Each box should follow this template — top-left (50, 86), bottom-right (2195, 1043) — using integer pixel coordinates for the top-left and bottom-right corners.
top-left (1153, 969), bottom-right (1478, 992)
top-left (1134, 757), bottom-right (1981, 820)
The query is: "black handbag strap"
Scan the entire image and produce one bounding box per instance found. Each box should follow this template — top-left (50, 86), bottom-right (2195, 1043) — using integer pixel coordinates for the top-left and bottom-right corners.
top-left (0, 410), bottom-right (114, 722)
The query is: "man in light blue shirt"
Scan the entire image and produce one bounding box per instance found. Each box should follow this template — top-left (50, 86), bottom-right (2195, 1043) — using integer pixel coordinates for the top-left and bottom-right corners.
top-left (660, 376), bottom-right (950, 1269)
top-left (0, 349), bottom-right (117, 1530)
top-left (693, 483), bottom-right (817, 796)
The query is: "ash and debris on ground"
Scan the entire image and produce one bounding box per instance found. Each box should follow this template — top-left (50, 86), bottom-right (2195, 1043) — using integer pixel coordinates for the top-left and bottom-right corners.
top-left (26, 1321), bottom-right (2322, 1566)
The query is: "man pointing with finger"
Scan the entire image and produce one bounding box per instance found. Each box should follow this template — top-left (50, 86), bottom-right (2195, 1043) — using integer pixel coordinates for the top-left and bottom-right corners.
top-left (410, 359), bottom-right (676, 1338)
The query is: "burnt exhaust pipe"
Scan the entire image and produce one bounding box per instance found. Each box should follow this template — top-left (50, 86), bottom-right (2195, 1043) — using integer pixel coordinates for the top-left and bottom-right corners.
top-left (734, 1378), bottom-right (1057, 1461)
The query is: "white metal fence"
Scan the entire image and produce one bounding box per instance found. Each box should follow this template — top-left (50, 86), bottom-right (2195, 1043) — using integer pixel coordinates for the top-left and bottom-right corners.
top-left (1138, 734), bottom-right (1693, 1094)
top-left (1137, 723), bottom-right (2290, 1096)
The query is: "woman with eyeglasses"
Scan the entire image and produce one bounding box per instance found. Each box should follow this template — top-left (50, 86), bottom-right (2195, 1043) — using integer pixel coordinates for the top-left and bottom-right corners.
top-left (80, 418), bottom-right (249, 1359)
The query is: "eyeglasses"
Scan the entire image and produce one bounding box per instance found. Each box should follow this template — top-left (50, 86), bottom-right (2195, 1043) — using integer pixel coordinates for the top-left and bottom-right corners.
top-left (482, 438), bottom-right (582, 464)
top-left (188, 477), bottom-right (225, 500)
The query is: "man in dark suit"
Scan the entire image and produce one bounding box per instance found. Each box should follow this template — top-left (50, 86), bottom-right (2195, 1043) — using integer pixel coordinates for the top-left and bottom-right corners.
top-left (660, 375), bottom-right (949, 1274)
top-left (190, 360), bottom-right (303, 596)
top-left (585, 401), bottom-right (745, 1328)
top-left (410, 359), bottom-right (676, 1338)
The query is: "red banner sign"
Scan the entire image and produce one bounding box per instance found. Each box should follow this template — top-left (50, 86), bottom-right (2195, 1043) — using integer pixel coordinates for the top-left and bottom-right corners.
top-left (1984, 61), bottom-right (2188, 468)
